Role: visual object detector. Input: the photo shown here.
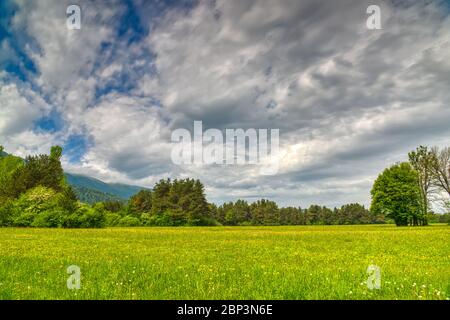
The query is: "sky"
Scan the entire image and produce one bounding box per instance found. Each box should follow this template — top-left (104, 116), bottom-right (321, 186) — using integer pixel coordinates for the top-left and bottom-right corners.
top-left (1, 0), bottom-right (450, 208)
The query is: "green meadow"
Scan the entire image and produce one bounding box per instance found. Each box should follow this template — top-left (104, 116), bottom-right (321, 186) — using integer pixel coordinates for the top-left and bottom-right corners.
top-left (0, 225), bottom-right (448, 300)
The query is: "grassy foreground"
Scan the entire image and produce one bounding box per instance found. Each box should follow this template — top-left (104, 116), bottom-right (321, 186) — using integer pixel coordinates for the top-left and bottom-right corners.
top-left (0, 225), bottom-right (448, 300)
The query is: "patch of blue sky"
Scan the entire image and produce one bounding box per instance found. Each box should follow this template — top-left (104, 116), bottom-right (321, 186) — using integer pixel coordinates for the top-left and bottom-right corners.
top-left (0, 0), bottom-right (15, 39)
top-left (95, 72), bottom-right (139, 99)
top-left (440, 0), bottom-right (450, 12)
top-left (63, 134), bottom-right (90, 163)
top-left (34, 111), bottom-right (64, 133)
top-left (118, 0), bottom-right (148, 44)
top-left (0, 1), bottom-right (38, 82)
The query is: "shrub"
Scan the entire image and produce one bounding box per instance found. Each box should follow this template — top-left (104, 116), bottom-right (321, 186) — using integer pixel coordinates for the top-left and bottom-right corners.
top-left (75, 204), bottom-right (106, 228)
top-left (164, 209), bottom-right (188, 226)
top-left (0, 198), bottom-right (14, 226)
top-left (7, 186), bottom-right (80, 228)
top-left (9, 187), bottom-right (66, 227)
top-left (105, 213), bottom-right (122, 227)
top-left (142, 213), bottom-right (173, 226)
top-left (14, 186), bottom-right (58, 212)
top-left (12, 212), bottom-right (36, 227)
top-left (197, 217), bottom-right (221, 226)
top-left (117, 216), bottom-right (141, 227)
top-left (61, 213), bottom-right (83, 228)
top-left (31, 209), bottom-right (63, 228)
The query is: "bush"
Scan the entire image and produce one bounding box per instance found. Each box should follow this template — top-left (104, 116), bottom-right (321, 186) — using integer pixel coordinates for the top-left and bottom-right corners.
top-left (12, 212), bottom-right (36, 227)
top-left (0, 198), bottom-right (14, 226)
top-left (31, 209), bottom-right (63, 228)
top-left (60, 204), bottom-right (106, 228)
top-left (439, 213), bottom-right (450, 224)
top-left (14, 186), bottom-right (59, 212)
top-left (117, 216), bottom-right (141, 227)
top-left (140, 213), bottom-right (153, 226)
top-left (194, 217), bottom-right (221, 226)
top-left (3, 187), bottom-right (105, 228)
top-left (164, 209), bottom-right (188, 226)
top-left (105, 213), bottom-right (122, 227)
top-left (75, 204), bottom-right (106, 228)
top-left (61, 213), bottom-right (83, 228)
top-left (10, 186), bottom-right (70, 227)
top-left (142, 213), bottom-right (173, 226)
top-left (6, 186), bottom-right (82, 228)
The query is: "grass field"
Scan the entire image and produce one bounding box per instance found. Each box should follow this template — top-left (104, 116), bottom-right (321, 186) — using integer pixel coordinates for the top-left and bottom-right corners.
top-left (0, 225), bottom-right (448, 300)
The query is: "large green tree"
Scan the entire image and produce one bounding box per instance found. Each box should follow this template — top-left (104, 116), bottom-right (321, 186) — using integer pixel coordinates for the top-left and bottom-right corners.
top-left (6, 146), bottom-right (66, 198)
top-left (371, 162), bottom-right (424, 226)
top-left (149, 178), bottom-right (210, 225)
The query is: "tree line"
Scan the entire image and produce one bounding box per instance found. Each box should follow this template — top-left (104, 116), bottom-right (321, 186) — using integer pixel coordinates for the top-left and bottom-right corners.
top-left (103, 192), bottom-right (384, 227)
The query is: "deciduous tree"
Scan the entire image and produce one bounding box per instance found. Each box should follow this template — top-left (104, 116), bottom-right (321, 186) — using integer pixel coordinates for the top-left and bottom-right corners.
top-left (371, 162), bottom-right (423, 226)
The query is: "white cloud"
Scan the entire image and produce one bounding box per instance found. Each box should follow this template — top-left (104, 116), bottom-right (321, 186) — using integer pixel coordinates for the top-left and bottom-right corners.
top-left (64, 93), bottom-right (174, 185)
top-left (0, 75), bottom-right (58, 156)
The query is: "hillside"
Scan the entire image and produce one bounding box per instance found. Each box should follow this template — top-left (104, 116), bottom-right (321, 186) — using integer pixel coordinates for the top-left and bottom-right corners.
top-left (70, 185), bottom-right (124, 204)
top-left (64, 173), bottom-right (146, 200)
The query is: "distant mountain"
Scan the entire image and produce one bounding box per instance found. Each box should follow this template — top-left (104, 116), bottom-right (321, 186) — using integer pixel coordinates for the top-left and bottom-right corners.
top-left (0, 150), bottom-right (146, 203)
top-left (65, 173), bottom-right (147, 201)
top-left (70, 185), bottom-right (124, 204)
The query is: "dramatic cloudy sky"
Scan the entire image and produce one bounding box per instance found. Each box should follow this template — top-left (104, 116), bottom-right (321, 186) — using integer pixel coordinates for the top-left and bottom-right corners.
top-left (1, 0), bottom-right (450, 208)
